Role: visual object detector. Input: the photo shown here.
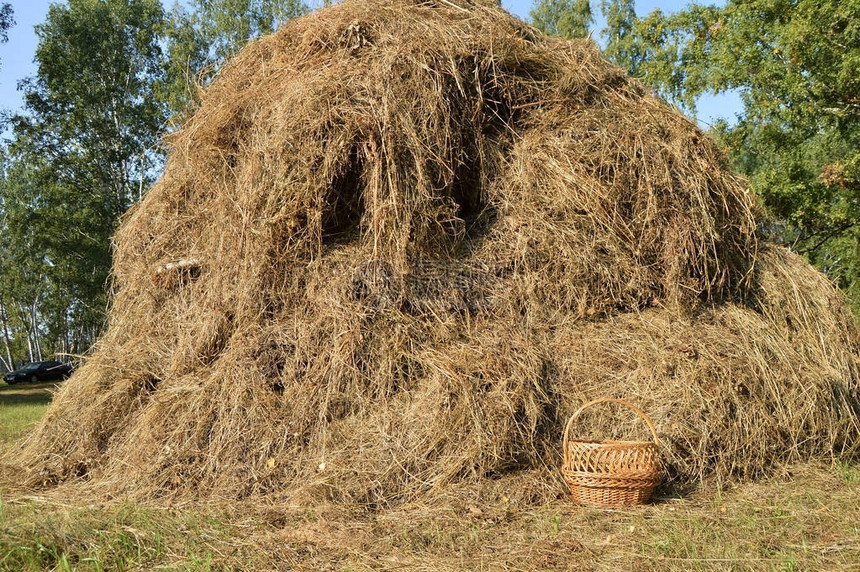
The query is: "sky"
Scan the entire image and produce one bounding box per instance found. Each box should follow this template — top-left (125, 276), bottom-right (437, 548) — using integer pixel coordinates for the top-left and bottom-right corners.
top-left (0, 0), bottom-right (743, 132)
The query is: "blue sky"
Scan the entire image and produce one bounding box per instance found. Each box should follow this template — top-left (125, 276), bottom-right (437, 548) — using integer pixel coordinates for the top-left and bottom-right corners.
top-left (0, 0), bottom-right (742, 130)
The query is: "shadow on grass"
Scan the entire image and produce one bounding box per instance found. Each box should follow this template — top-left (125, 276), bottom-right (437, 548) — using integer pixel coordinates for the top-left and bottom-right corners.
top-left (0, 382), bottom-right (57, 407)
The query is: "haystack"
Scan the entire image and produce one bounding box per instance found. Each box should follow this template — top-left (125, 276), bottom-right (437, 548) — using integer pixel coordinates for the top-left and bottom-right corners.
top-left (8, 0), bottom-right (859, 505)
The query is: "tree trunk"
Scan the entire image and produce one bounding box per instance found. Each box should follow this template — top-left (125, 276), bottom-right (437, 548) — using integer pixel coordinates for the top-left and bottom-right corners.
top-left (26, 332), bottom-right (34, 364)
top-left (31, 301), bottom-right (43, 362)
top-left (18, 301), bottom-right (38, 363)
top-left (0, 296), bottom-right (15, 371)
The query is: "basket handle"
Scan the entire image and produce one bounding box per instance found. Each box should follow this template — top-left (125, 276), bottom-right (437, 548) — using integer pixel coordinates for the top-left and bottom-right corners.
top-left (562, 398), bottom-right (660, 465)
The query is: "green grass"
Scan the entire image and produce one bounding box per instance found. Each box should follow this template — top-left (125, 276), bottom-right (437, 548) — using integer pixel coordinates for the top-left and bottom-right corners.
top-left (0, 382), bottom-right (53, 445)
top-left (0, 387), bottom-right (857, 571)
top-left (0, 498), bottom-right (230, 572)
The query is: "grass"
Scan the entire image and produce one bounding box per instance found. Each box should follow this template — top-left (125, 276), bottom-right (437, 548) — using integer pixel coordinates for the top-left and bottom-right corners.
top-left (0, 382), bottom-right (54, 445)
top-left (0, 389), bottom-right (857, 571)
top-left (0, 498), bottom-right (231, 572)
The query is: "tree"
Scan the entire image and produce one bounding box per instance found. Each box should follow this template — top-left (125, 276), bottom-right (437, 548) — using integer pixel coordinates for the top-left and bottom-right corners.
top-left (0, 2), bottom-right (14, 127)
top-left (0, 158), bottom-right (53, 364)
top-left (531, 0), bottom-right (594, 39)
top-left (0, 149), bottom-right (23, 370)
top-left (600, 0), bottom-right (642, 75)
top-left (532, 0), bottom-right (860, 310)
top-left (163, 0), bottom-right (307, 116)
top-left (0, 3), bottom-right (12, 47)
top-left (191, 0), bottom-right (307, 61)
top-left (4, 0), bottom-right (170, 355)
top-left (632, 0), bottom-right (860, 307)
top-left (0, 0), bottom-right (313, 364)
top-left (161, 2), bottom-right (209, 117)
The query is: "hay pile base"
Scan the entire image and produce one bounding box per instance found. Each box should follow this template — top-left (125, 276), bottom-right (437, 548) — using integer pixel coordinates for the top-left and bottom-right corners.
top-left (6, 0), bottom-right (858, 505)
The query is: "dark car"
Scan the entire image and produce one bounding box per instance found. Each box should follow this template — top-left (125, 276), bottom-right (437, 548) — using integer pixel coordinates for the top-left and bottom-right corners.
top-left (3, 360), bottom-right (74, 384)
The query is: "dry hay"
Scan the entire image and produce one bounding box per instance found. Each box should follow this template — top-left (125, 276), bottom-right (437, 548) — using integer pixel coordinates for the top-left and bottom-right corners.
top-left (5, 0), bottom-right (859, 505)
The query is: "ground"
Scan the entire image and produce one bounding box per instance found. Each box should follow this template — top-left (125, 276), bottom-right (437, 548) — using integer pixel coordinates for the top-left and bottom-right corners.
top-left (1, 382), bottom-right (858, 571)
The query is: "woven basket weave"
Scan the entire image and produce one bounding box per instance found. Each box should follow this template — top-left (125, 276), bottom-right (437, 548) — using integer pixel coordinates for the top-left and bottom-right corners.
top-left (562, 398), bottom-right (662, 508)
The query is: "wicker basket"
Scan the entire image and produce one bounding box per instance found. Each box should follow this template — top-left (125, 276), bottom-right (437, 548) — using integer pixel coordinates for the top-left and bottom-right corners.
top-left (562, 398), bottom-right (662, 508)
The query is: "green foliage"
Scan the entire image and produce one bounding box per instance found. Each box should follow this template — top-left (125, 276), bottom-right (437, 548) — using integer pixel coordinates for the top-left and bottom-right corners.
top-left (0, 2), bottom-right (13, 126)
top-left (532, 0), bottom-right (860, 311)
top-left (634, 0), bottom-right (860, 309)
top-left (0, 3), bottom-right (11, 45)
top-left (1, 0), bottom-right (170, 357)
top-left (0, 1), bottom-right (311, 363)
top-left (531, 0), bottom-right (593, 39)
top-left (600, 0), bottom-right (642, 75)
top-left (160, 2), bottom-right (209, 118)
top-left (162, 0), bottom-right (308, 116)
top-left (190, 0), bottom-right (307, 61)
top-left (630, 4), bottom-right (723, 112)
top-left (0, 152), bottom-right (57, 363)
